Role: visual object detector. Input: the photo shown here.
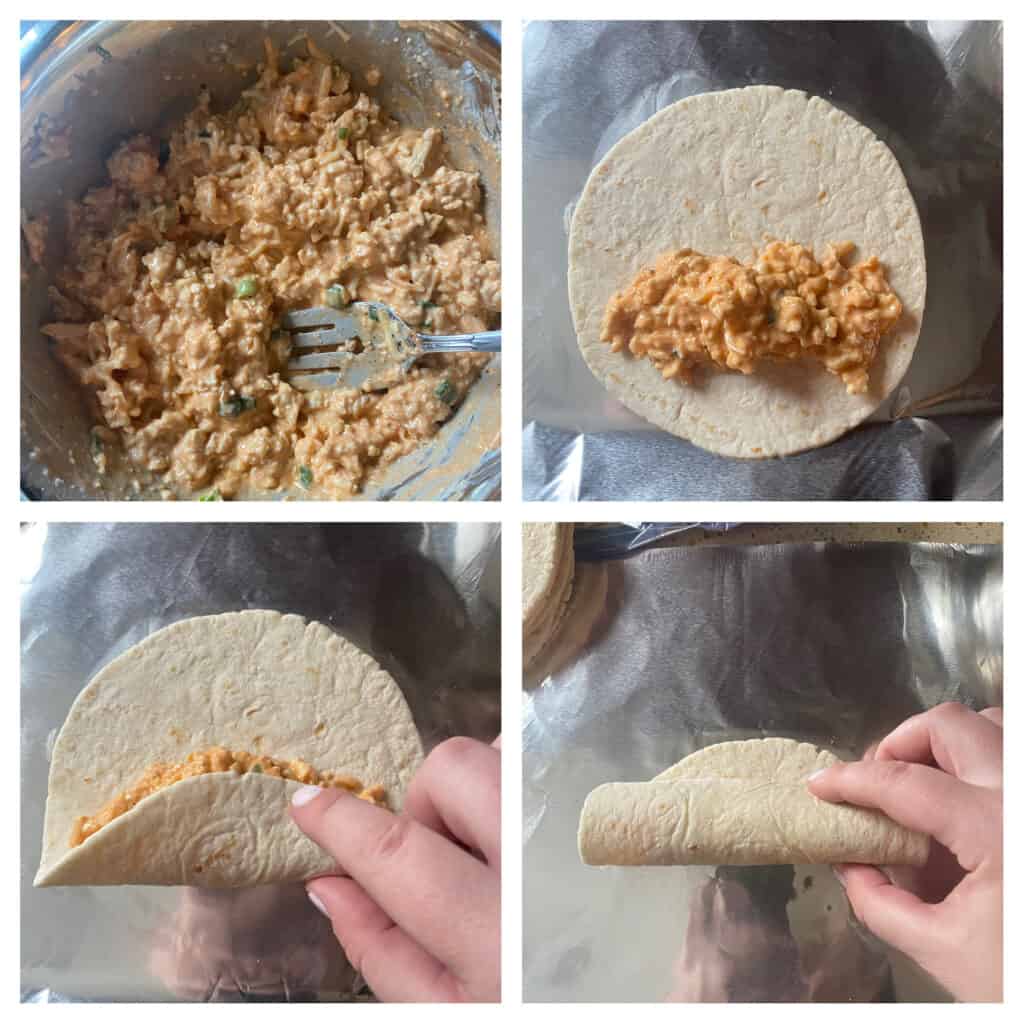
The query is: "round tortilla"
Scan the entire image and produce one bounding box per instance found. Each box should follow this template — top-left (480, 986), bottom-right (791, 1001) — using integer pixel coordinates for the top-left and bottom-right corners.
top-left (35, 610), bottom-right (423, 887)
top-left (578, 738), bottom-right (928, 867)
top-left (568, 85), bottom-right (927, 458)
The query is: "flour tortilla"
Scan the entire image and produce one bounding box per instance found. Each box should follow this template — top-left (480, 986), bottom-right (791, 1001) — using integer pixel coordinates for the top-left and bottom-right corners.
top-left (568, 85), bottom-right (927, 458)
top-left (523, 523), bottom-right (575, 669)
top-left (524, 561), bottom-right (608, 689)
top-left (578, 738), bottom-right (928, 867)
top-left (653, 736), bottom-right (834, 783)
top-left (523, 523), bottom-right (573, 630)
top-left (35, 610), bottom-right (423, 887)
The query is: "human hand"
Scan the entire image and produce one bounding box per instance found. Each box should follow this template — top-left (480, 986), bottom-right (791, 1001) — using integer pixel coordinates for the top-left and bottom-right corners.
top-left (290, 736), bottom-right (501, 1002)
top-left (807, 703), bottom-right (1002, 1002)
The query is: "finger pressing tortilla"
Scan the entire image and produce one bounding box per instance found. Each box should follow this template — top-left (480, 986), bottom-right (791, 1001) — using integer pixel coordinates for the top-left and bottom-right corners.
top-left (578, 779), bottom-right (928, 867)
top-left (291, 788), bottom-right (499, 983)
top-left (874, 703), bottom-right (1003, 786)
top-left (403, 738), bottom-right (501, 867)
top-left (307, 876), bottom-right (463, 1002)
top-left (807, 759), bottom-right (992, 863)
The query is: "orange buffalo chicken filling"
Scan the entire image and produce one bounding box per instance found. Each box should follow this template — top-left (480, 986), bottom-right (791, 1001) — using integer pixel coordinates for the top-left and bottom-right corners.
top-left (601, 240), bottom-right (903, 395)
top-left (70, 746), bottom-right (386, 848)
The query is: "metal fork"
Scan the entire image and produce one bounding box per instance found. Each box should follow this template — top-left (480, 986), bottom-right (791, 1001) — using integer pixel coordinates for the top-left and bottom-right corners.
top-left (281, 301), bottom-right (501, 391)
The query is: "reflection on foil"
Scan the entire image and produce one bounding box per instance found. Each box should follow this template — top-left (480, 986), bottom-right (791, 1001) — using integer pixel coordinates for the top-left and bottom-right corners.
top-left (21, 523), bottom-right (501, 1002)
top-left (150, 887), bottom-right (356, 1002)
top-left (523, 534), bottom-right (1001, 1002)
top-left (522, 21), bottom-right (1002, 500)
top-left (524, 416), bottom-right (1003, 501)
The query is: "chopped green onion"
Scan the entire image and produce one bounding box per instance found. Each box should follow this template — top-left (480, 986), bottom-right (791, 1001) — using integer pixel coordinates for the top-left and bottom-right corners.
top-left (234, 277), bottom-right (258, 299)
top-left (219, 395), bottom-right (256, 417)
top-left (337, 125), bottom-right (349, 141)
top-left (419, 300), bottom-right (437, 310)
top-left (89, 428), bottom-right (104, 457)
top-left (199, 488), bottom-right (222, 502)
top-left (367, 306), bottom-right (379, 322)
top-left (298, 465), bottom-right (314, 490)
top-left (325, 283), bottom-right (348, 309)
top-left (250, 763), bottom-right (263, 774)
top-left (434, 378), bottom-right (457, 405)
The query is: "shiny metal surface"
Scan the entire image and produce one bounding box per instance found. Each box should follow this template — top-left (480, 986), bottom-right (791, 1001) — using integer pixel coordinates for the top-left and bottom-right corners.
top-left (523, 530), bottom-right (1001, 1002)
top-left (21, 523), bottom-right (500, 1001)
top-left (283, 302), bottom-right (501, 392)
top-left (21, 21), bottom-right (501, 501)
top-left (522, 21), bottom-right (1002, 500)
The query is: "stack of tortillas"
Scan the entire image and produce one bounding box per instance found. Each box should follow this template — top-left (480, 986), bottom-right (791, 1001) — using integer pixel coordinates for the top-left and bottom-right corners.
top-left (579, 738), bottom-right (929, 867)
top-left (522, 523), bottom-right (575, 674)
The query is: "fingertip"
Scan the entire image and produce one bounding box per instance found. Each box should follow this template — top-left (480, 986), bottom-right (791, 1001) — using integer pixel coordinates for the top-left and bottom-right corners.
top-left (835, 862), bottom-right (888, 890)
top-left (806, 762), bottom-right (843, 798)
top-left (291, 784), bottom-right (325, 808)
top-left (288, 785), bottom-right (344, 833)
top-left (307, 886), bottom-right (329, 917)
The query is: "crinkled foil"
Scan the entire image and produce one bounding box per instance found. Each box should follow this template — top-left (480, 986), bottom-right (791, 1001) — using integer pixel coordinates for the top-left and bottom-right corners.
top-left (21, 522), bottom-right (500, 1002)
top-left (523, 21), bottom-right (1002, 500)
top-left (523, 529), bottom-right (1001, 1002)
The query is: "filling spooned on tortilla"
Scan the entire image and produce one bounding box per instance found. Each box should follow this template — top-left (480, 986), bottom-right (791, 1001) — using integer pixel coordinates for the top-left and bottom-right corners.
top-left (600, 240), bottom-right (903, 394)
top-left (70, 746), bottom-right (386, 848)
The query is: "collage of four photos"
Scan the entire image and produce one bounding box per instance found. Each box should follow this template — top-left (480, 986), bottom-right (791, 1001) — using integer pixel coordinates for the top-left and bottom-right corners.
top-left (19, 18), bottom-right (1004, 1005)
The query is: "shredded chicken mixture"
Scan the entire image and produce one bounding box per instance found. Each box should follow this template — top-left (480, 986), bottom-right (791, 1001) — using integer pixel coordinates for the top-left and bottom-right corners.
top-left (70, 746), bottom-right (386, 847)
top-left (601, 240), bottom-right (902, 395)
top-left (42, 38), bottom-right (500, 498)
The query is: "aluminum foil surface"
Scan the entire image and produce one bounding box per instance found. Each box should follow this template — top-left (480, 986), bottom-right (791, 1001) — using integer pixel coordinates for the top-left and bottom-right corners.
top-left (522, 21), bottom-right (1002, 500)
top-left (21, 522), bottom-right (501, 1002)
top-left (522, 530), bottom-right (1001, 1002)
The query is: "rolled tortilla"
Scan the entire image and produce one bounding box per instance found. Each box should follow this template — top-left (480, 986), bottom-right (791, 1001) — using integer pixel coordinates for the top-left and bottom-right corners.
top-left (579, 779), bottom-right (927, 866)
top-left (35, 610), bottom-right (423, 887)
top-left (578, 738), bottom-right (929, 867)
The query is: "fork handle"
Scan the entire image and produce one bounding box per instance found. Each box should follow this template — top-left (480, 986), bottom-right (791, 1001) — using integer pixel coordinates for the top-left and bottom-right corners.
top-left (418, 330), bottom-right (502, 354)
